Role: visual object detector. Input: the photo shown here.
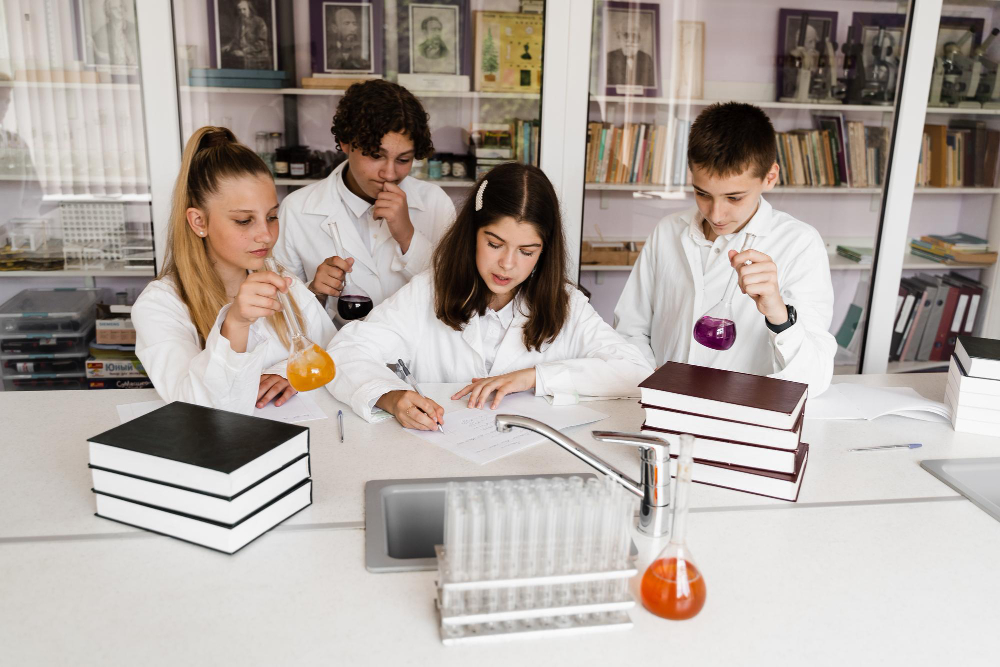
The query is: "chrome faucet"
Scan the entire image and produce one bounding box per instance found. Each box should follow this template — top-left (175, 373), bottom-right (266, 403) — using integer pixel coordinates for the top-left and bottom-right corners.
top-left (495, 415), bottom-right (671, 538)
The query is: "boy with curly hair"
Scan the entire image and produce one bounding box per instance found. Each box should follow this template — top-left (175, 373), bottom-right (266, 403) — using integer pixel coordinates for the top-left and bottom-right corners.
top-left (274, 80), bottom-right (455, 319)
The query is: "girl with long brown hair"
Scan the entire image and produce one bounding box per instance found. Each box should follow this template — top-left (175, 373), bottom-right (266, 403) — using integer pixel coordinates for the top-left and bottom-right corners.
top-left (132, 127), bottom-right (336, 413)
top-left (327, 162), bottom-right (652, 429)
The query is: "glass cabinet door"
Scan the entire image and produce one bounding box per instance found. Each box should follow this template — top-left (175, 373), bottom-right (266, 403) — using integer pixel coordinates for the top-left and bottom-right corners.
top-left (887, 1), bottom-right (1000, 373)
top-left (171, 0), bottom-right (546, 213)
top-left (576, 0), bottom-right (916, 376)
top-left (0, 0), bottom-right (154, 278)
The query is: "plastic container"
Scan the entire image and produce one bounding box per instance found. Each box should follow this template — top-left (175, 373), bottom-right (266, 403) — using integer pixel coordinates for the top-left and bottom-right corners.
top-left (1, 351), bottom-right (89, 375)
top-left (0, 324), bottom-right (96, 355)
top-left (0, 289), bottom-right (99, 334)
top-left (2, 371), bottom-right (88, 391)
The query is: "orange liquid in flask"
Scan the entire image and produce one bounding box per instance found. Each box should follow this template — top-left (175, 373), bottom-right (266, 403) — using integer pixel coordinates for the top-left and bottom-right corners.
top-left (286, 344), bottom-right (336, 391)
top-left (640, 557), bottom-right (707, 620)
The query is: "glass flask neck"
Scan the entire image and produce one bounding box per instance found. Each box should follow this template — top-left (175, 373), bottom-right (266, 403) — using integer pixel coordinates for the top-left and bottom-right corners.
top-left (669, 434), bottom-right (696, 546)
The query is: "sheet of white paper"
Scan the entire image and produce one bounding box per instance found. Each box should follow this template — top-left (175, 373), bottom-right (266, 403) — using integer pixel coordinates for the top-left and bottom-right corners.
top-left (804, 385), bottom-right (866, 420)
top-left (116, 392), bottom-right (328, 425)
top-left (407, 391), bottom-right (609, 465)
top-left (806, 383), bottom-right (951, 422)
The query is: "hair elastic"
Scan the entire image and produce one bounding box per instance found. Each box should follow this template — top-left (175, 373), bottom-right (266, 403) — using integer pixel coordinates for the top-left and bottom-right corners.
top-left (475, 180), bottom-right (488, 211)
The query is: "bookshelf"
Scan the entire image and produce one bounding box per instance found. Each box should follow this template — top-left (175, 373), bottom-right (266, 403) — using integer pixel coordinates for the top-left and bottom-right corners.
top-left (179, 86), bottom-right (540, 100)
top-left (585, 184), bottom-right (1000, 195)
top-left (273, 177), bottom-right (474, 189)
top-left (0, 267), bottom-right (156, 279)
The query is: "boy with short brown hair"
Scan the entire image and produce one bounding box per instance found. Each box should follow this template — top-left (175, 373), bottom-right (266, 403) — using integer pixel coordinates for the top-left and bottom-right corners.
top-left (614, 102), bottom-right (836, 394)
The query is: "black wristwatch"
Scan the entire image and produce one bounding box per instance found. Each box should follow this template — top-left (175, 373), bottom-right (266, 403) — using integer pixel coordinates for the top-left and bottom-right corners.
top-left (766, 304), bottom-right (797, 334)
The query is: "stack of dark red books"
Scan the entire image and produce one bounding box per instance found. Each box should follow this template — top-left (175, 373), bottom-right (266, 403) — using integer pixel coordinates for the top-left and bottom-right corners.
top-left (638, 362), bottom-right (810, 502)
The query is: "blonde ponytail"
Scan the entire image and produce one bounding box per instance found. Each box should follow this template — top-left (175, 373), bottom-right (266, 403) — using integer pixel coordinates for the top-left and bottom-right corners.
top-left (160, 126), bottom-right (304, 349)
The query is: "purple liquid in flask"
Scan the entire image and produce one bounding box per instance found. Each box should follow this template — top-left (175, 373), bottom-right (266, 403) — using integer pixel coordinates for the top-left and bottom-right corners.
top-left (692, 232), bottom-right (756, 351)
top-left (692, 316), bottom-right (736, 350)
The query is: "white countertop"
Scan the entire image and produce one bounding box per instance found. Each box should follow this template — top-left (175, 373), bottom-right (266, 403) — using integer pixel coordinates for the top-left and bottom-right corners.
top-left (1, 373), bottom-right (998, 665)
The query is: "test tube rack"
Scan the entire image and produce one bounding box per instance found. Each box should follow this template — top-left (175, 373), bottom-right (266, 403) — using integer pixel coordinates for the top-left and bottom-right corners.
top-left (435, 545), bottom-right (637, 645)
top-left (434, 476), bottom-right (639, 646)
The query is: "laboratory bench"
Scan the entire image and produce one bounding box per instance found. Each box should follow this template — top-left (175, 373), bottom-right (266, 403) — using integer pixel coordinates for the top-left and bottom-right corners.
top-left (2, 373), bottom-right (999, 665)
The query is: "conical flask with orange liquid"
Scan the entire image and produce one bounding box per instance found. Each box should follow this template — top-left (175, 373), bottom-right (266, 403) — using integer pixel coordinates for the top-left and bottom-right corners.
top-left (263, 258), bottom-right (336, 391)
top-left (640, 433), bottom-right (707, 620)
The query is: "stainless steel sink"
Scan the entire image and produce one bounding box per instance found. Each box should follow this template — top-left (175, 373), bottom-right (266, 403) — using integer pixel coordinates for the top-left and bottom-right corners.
top-left (365, 474), bottom-right (596, 573)
top-left (922, 457), bottom-right (1000, 524)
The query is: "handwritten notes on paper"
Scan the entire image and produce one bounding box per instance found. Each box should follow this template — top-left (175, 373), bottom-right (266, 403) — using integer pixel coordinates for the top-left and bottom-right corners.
top-left (406, 389), bottom-right (608, 465)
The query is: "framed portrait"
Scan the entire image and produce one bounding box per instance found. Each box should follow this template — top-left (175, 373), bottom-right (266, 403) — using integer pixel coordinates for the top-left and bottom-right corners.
top-left (409, 4), bottom-right (460, 75)
top-left (207, 0), bottom-right (279, 70)
top-left (75, 0), bottom-right (140, 74)
top-left (776, 9), bottom-right (837, 100)
top-left (601, 2), bottom-right (661, 97)
top-left (310, 0), bottom-right (383, 76)
top-left (671, 20), bottom-right (704, 100)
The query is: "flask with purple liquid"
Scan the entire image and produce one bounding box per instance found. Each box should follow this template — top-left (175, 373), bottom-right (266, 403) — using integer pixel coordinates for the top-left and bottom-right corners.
top-left (692, 233), bottom-right (757, 351)
top-left (325, 220), bottom-right (374, 322)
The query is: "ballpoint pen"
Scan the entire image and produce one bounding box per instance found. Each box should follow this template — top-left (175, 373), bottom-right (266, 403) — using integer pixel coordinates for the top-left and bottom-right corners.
top-left (849, 443), bottom-right (922, 452)
top-left (397, 358), bottom-right (446, 433)
top-left (337, 409), bottom-right (344, 443)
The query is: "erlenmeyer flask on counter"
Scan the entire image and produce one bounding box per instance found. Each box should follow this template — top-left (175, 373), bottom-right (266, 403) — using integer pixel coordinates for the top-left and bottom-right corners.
top-left (263, 258), bottom-right (336, 391)
top-left (692, 232), bottom-right (757, 351)
top-left (640, 433), bottom-right (707, 620)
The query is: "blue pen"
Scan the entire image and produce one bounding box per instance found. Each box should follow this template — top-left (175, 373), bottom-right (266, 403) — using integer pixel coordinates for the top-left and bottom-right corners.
top-left (849, 443), bottom-right (922, 452)
top-left (337, 410), bottom-right (344, 443)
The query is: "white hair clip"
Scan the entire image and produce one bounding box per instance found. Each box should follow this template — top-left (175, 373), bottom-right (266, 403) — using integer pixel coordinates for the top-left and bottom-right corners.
top-left (475, 179), bottom-right (488, 211)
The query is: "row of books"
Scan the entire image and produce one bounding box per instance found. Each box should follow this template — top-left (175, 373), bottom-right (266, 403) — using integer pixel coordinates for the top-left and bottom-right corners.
top-left (890, 271), bottom-right (986, 363)
top-left (918, 122), bottom-right (1000, 188)
top-left (947, 337), bottom-right (1000, 436)
top-left (472, 121), bottom-right (539, 178)
top-left (88, 402), bottom-right (313, 554)
top-left (776, 115), bottom-right (888, 189)
top-left (583, 118), bottom-right (690, 186)
top-left (909, 232), bottom-right (997, 266)
top-left (638, 362), bottom-right (809, 502)
top-left (836, 244), bottom-right (872, 266)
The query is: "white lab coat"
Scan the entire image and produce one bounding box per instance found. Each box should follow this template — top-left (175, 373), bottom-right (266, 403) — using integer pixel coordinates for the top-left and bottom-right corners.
top-left (326, 271), bottom-right (655, 421)
top-left (132, 275), bottom-right (337, 414)
top-left (613, 197), bottom-right (836, 395)
top-left (272, 162), bottom-right (456, 315)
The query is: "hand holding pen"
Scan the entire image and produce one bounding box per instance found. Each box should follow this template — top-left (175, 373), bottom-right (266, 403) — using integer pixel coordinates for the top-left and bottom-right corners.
top-left (374, 359), bottom-right (446, 432)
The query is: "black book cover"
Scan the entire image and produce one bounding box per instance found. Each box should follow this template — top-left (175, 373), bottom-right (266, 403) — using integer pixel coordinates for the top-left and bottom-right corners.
top-left (957, 336), bottom-right (1000, 361)
top-left (88, 401), bottom-right (308, 473)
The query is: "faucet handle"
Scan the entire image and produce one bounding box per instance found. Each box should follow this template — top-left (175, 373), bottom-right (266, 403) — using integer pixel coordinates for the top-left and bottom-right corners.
top-left (591, 431), bottom-right (669, 453)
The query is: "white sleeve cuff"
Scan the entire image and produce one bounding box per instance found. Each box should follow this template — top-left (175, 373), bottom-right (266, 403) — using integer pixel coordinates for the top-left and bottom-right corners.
top-left (391, 230), bottom-right (432, 277)
top-left (351, 377), bottom-right (413, 422)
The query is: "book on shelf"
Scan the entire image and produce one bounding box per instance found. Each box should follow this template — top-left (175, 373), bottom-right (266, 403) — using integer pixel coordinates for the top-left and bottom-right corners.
top-left (88, 378), bottom-right (153, 390)
top-left (301, 76), bottom-right (380, 90)
top-left (88, 401), bottom-right (312, 553)
top-left (921, 124), bottom-right (1000, 188)
top-left (955, 336), bottom-right (1000, 381)
top-left (666, 442), bottom-right (810, 502)
top-left (922, 233), bottom-right (989, 253)
top-left (640, 424), bottom-right (805, 473)
top-left (836, 245), bottom-right (872, 265)
top-left (583, 119), bottom-right (688, 186)
top-left (772, 118), bottom-right (886, 188)
top-left (909, 241), bottom-right (997, 265)
top-left (895, 272), bottom-right (986, 363)
top-left (639, 362), bottom-right (808, 431)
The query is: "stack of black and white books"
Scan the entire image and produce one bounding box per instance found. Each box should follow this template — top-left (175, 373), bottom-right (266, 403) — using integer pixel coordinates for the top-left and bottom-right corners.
top-left (946, 336), bottom-right (1000, 436)
top-left (88, 402), bottom-right (312, 554)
